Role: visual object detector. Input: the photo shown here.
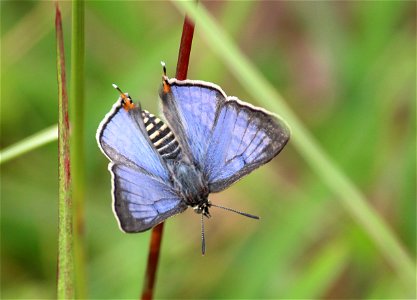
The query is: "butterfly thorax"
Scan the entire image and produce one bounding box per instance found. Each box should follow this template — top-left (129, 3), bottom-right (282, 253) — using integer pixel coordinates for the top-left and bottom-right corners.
top-left (169, 160), bottom-right (209, 214)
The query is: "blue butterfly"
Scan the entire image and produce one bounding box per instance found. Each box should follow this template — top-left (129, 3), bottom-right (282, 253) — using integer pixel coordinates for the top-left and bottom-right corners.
top-left (96, 63), bottom-right (290, 253)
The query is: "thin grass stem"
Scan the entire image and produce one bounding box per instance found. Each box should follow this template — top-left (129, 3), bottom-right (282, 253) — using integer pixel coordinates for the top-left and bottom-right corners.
top-left (56, 3), bottom-right (74, 298)
top-left (3, 2), bottom-right (65, 68)
top-left (140, 13), bottom-right (196, 300)
top-left (70, 0), bottom-right (87, 297)
top-left (0, 124), bottom-right (57, 165)
top-left (175, 1), bottom-right (415, 292)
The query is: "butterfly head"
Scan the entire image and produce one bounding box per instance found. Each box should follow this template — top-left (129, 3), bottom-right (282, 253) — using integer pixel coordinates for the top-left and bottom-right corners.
top-left (112, 83), bottom-right (135, 111)
top-left (193, 201), bottom-right (211, 218)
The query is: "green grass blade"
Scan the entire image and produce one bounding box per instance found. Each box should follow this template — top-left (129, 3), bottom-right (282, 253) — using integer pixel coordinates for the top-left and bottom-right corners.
top-left (284, 238), bottom-right (349, 298)
top-left (0, 124), bottom-right (57, 165)
top-left (56, 3), bottom-right (74, 299)
top-left (3, 2), bottom-right (67, 68)
top-left (70, 0), bottom-right (87, 298)
top-left (174, 1), bottom-right (415, 291)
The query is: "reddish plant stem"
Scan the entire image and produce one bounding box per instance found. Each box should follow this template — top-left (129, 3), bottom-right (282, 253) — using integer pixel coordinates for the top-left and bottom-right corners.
top-left (176, 15), bottom-right (195, 80)
top-left (141, 223), bottom-right (164, 300)
top-left (140, 14), bottom-right (196, 300)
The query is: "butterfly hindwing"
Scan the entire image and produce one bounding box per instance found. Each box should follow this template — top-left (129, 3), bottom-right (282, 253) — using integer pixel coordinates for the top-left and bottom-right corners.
top-left (111, 163), bottom-right (187, 232)
top-left (160, 80), bottom-right (290, 193)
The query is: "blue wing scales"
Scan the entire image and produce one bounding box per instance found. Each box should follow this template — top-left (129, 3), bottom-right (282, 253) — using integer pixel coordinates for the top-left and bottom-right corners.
top-left (160, 83), bottom-right (223, 167)
top-left (97, 97), bottom-right (169, 181)
top-left (111, 164), bottom-right (187, 232)
top-left (204, 98), bottom-right (290, 192)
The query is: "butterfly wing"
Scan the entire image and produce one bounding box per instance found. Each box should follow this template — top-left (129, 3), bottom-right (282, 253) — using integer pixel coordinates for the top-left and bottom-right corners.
top-left (203, 97), bottom-right (290, 192)
top-left (159, 80), bottom-right (223, 167)
top-left (97, 96), bottom-right (170, 180)
top-left (97, 97), bottom-right (186, 232)
top-left (110, 163), bottom-right (187, 232)
top-left (160, 80), bottom-right (290, 193)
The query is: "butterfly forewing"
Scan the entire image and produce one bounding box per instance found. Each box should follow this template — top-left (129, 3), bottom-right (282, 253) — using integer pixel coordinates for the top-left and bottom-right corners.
top-left (97, 99), bottom-right (169, 180)
top-left (160, 82), bottom-right (223, 167)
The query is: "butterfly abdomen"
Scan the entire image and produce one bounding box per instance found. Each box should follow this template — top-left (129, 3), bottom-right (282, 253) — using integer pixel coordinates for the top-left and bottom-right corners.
top-left (141, 110), bottom-right (181, 160)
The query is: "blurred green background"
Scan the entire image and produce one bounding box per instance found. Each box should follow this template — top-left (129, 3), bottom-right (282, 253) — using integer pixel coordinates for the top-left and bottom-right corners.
top-left (1, 1), bottom-right (415, 299)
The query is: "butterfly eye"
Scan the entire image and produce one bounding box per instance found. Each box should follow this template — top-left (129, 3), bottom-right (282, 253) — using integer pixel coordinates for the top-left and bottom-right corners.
top-left (193, 206), bottom-right (203, 214)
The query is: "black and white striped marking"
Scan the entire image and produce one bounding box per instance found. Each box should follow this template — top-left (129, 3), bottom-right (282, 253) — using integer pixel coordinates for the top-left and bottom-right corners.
top-left (141, 110), bottom-right (181, 160)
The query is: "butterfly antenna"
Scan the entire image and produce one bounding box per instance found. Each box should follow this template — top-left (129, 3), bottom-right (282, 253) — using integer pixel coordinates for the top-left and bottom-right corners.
top-left (112, 83), bottom-right (129, 101)
top-left (112, 83), bottom-right (124, 94)
top-left (161, 61), bottom-right (170, 93)
top-left (161, 61), bottom-right (167, 76)
top-left (201, 213), bottom-right (206, 255)
top-left (210, 203), bottom-right (260, 220)
top-left (112, 83), bottom-right (135, 111)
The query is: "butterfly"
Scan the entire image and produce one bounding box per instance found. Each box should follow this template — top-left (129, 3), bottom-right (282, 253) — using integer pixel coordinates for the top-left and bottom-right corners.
top-left (96, 63), bottom-right (290, 254)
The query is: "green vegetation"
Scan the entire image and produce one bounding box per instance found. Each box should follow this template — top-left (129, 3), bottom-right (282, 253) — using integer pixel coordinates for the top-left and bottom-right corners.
top-left (1, 2), bottom-right (415, 299)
